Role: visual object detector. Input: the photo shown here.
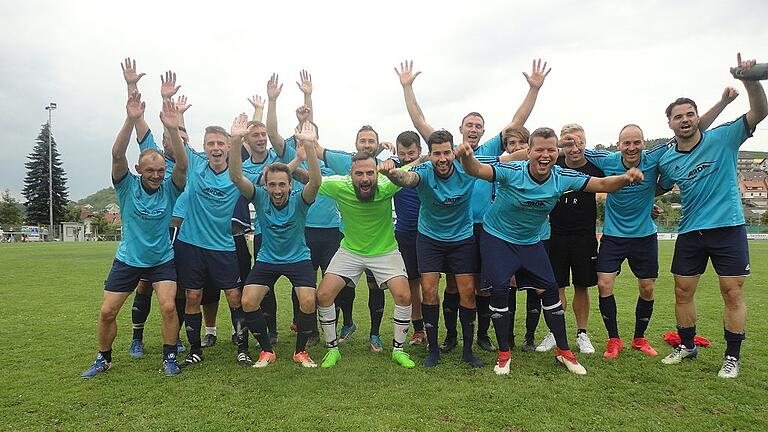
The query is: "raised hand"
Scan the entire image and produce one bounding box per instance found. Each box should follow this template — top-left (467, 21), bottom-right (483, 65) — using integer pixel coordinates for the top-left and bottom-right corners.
top-left (267, 73), bottom-right (283, 100)
top-left (175, 95), bottom-right (191, 114)
top-left (395, 60), bottom-right (421, 87)
top-left (523, 58), bottom-right (551, 89)
top-left (377, 159), bottom-right (397, 175)
top-left (160, 70), bottom-right (181, 99)
top-left (295, 105), bottom-right (312, 123)
top-left (295, 121), bottom-right (318, 143)
top-left (720, 86), bottom-right (740, 104)
top-left (731, 52), bottom-right (757, 80)
top-left (296, 69), bottom-right (312, 95)
top-left (230, 113), bottom-right (249, 138)
top-left (380, 141), bottom-right (395, 153)
top-left (248, 94), bottom-right (265, 109)
top-left (121, 57), bottom-right (146, 85)
top-left (454, 141), bottom-right (475, 159)
top-left (126, 90), bottom-right (146, 120)
top-left (295, 141), bottom-right (307, 162)
top-left (159, 98), bottom-right (181, 130)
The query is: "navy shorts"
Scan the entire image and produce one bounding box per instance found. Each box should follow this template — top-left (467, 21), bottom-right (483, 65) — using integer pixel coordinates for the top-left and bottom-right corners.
top-left (175, 240), bottom-right (242, 291)
top-left (514, 239), bottom-right (551, 289)
top-left (105, 259), bottom-right (176, 293)
top-left (671, 225), bottom-right (750, 277)
top-left (235, 234), bottom-right (253, 282)
top-left (597, 234), bottom-right (659, 279)
top-left (416, 233), bottom-right (478, 275)
top-left (201, 275), bottom-right (220, 305)
top-left (245, 260), bottom-right (317, 289)
top-left (480, 229), bottom-right (557, 291)
top-left (395, 230), bottom-right (420, 280)
top-left (548, 232), bottom-right (598, 288)
top-left (305, 227), bottom-right (342, 273)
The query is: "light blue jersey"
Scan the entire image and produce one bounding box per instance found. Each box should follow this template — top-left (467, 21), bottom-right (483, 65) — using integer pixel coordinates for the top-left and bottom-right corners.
top-left (252, 187), bottom-right (312, 263)
top-left (659, 115), bottom-right (754, 234)
top-left (484, 161), bottom-right (590, 245)
top-left (137, 129), bottom-right (188, 218)
top-left (540, 217), bottom-right (551, 241)
top-left (409, 157), bottom-right (497, 242)
top-left (177, 148), bottom-right (259, 251)
top-left (472, 133), bottom-right (505, 223)
top-left (283, 137), bottom-right (341, 229)
top-left (242, 148), bottom-right (289, 236)
top-left (585, 143), bottom-right (670, 237)
top-left (114, 173), bottom-right (182, 267)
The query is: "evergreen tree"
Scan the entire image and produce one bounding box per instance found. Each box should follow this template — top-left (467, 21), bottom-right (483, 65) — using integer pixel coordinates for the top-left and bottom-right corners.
top-left (22, 123), bottom-right (68, 226)
top-left (0, 189), bottom-right (24, 226)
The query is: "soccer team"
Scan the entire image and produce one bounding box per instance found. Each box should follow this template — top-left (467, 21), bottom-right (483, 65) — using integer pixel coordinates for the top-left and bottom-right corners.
top-left (81, 53), bottom-right (767, 380)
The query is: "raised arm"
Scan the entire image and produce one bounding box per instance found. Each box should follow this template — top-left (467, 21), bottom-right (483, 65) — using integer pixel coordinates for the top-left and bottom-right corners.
top-left (583, 168), bottom-right (644, 193)
top-left (159, 99), bottom-right (188, 190)
top-left (732, 53), bottom-right (768, 129)
top-left (377, 159), bottom-right (420, 188)
top-left (247, 94), bottom-right (265, 122)
top-left (266, 73), bottom-right (286, 154)
top-left (112, 91), bottom-right (144, 181)
top-left (228, 113), bottom-right (256, 200)
top-left (698, 87), bottom-right (739, 131)
top-left (395, 60), bottom-right (436, 142)
top-left (121, 58), bottom-right (150, 140)
top-left (174, 95), bottom-right (191, 132)
top-left (503, 58), bottom-right (551, 130)
top-left (296, 122), bottom-right (322, 203)
top-left (455, 142), bottom-right (494, 181)
top-left (296, 69), bottom-right (313, 123)
top-left (287, 143), bottom-right (310, 184)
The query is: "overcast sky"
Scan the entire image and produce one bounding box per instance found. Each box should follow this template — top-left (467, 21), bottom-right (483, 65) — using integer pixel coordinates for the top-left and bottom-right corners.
top-left (2, 0), bottom-right (767, 201)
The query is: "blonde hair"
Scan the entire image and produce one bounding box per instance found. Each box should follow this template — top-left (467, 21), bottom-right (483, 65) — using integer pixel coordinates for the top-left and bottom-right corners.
top-left (560, 123), bottom-right (584, 137)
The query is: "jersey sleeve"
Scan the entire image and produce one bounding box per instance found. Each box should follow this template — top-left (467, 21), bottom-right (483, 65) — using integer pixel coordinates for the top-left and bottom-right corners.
top-left (137, 130), bottom-right (159, 152)
top-left (558, 167), bottom-right (590, 192)
top-left (280, 140), bottom-right (297, 163)
top-left (475, 133), bottom-right (504, 157)
top-left (408, 161), bottom-right (431, 189)
top-left (378, 175), bottom-right (402, 198)
top-left (242, 167), bottom-right (260, 184)
top-left (251, 186), bottom-right (267, 211)
top-left (489, 162), bottom-right (520, 187)
top-left (713, 115), bottom-right (755, 151)
top-left (658, 169), bottom-right (675, 191)
top-left (583, 149), bottom-right (612, 171)
top-left (318, 175), bottom-right (347, 199)
top-left (324, 150), bottom-right (353, 174)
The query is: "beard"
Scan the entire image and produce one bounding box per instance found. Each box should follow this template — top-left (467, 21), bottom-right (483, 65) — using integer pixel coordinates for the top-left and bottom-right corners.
top-left (353, 181), bottom-right (377, 202)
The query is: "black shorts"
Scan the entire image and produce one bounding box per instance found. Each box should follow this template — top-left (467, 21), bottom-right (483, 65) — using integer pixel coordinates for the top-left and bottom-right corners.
top-left (104, 259), bottom-right (176, 293)
top-left (480, 230), bottom-right (557, 291)
top-left (671, 225), bottom-right (750, 277)
top-left (201, 275), bottom-right (221, 305)
top-left (597, 234), bottom-right (659, 279)
top-left (416, 233), bottom-right (478, 275)
top-left (548, 232), bottom-right (598, 288)
top-left (175, 240), bottom-right (242, 291)
top-left (305, 227), bottom-right (342, 273)
top-left (395, 230), bottom-right (420, 280)
top-left (245, 260), bottom-right (317, 289)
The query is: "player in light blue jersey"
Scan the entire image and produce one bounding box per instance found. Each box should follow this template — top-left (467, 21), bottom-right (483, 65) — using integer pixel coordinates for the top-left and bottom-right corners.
top-left (395, 58), bottom-right (551, 354)
top-left (230, 118), bottom-right (323, 368)
top-left (457, 127), bottom-right (644, 376)
top-left (380, 130), bottom-right (497, 368)
top-left (81, 92), bottom-right (188, 379)
top-left (658, 54), bottom-right (768, 378)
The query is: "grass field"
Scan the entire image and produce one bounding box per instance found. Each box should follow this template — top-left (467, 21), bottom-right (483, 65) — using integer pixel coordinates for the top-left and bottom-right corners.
top-left (2, 241), bottom-right (768, 431)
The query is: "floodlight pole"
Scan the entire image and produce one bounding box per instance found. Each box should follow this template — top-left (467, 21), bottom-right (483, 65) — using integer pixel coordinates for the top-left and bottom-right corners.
top-left (45, 102), bottom-right (57, 240)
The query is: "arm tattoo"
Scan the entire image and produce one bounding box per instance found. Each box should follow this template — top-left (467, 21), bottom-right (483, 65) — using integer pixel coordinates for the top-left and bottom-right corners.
top-left (291, 167), bottom-right (310, 184)
top-left (388, 169), bottom-right (419, 188)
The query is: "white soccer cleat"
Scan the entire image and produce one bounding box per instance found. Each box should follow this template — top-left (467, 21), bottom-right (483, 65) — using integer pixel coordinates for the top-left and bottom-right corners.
top-left (717, 355), bottom-right (740, 379)
top-left (556, 348), bottom-right (587, 376)
top-left (576, 332), bottom-right (596, 354)
top-left (494, 352), bottom-right (511, 375)
top-left (535, 332), bottom-right (556, 352)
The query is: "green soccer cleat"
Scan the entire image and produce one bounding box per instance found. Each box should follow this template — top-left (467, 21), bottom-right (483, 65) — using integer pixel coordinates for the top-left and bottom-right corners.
top-left (321, 348), bottom-right (341, 368)
top-left (391, 350), bottom-right (416, 369)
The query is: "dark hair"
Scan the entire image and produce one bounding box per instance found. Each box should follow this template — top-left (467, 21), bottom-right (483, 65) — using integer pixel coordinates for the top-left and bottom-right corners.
top-left (461, 111), bottom-right (485, 125)
top-left (528, 127), bottom-right (558, 145)
top-left (356, 125), bottom-right (379, 143)
top-left (618, 124), bottom-right (644, 139)
top-left (426, 130), bottom-right (454, 152)
top-left (265, 162), bottom-right (291, 182)
top-left (396, 131), bottom-right (421, 149)
top-left (204, 125), bottom-right (230, 138)
top-left (665, 98), bottom-right (698, 119)
top-left (351, 150), bottom-right (376, 167)
top-left (503, 126), bottom-right (530, 145)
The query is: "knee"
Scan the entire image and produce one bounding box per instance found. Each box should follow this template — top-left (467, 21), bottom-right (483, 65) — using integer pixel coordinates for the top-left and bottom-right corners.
top-left (99, 305), bottom-right (119, 323)
top-left (638, 281), bottom-right (654, 300)
top-left (186, 290), bottom-right (202, 305)
top-left (299, 296), bottom-right (316, 314)
top-left (393, 290), bottom-right (410, 306)
top-left (597, 279), bottom-right (613, 297)
top-left (317, 289), bottom-right (333, 307)
top-left (721, 284), bottom-right (744, 307)
top-left (422, 285), bottom-right (439, 304)
top-left (674, 284), bottom-right (695, 302)
top-left (158, 299), bottom-right (176, 317)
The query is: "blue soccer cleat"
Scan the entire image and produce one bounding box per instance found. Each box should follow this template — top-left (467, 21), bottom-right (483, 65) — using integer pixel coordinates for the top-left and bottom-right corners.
top-left (129, 339), bottom-right (144, 358)
top-left (81, 353), bottom-right (111, 379)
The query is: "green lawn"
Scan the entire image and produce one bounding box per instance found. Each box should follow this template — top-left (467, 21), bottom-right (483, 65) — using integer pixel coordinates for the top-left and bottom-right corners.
top-left (1, 241), bottom-right (767, 431)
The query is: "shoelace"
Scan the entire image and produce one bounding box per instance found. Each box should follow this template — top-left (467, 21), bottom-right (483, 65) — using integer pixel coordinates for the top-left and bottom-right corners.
top-left (722, 357), bottom-right (738, 374)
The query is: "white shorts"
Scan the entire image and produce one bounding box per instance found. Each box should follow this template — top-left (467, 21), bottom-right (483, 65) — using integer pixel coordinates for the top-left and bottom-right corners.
top-left (326, 248), bottom-right (407, 288)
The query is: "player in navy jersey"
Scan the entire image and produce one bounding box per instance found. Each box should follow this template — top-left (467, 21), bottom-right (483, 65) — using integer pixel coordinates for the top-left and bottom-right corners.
top-left (456, 127), bottom-right (644, 376)
top-left (81, 92), bottom-right (188, 378)
top-left (229, 118), bottom-right (322, 368)
top-left (395, 58), bottom-right (551, 354)
top-left (658, 54), bottom-right (767, 378)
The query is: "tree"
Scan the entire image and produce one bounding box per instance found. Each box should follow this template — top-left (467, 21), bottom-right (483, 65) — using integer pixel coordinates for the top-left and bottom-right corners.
top-left (0, 189), bottom-right (24, 227)
top-left (63, 202), bottom-right (82, 222)
top-left (22, 123), bottom-right (69, 226)
top-left (761, 210), bottom-right (768, 226)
